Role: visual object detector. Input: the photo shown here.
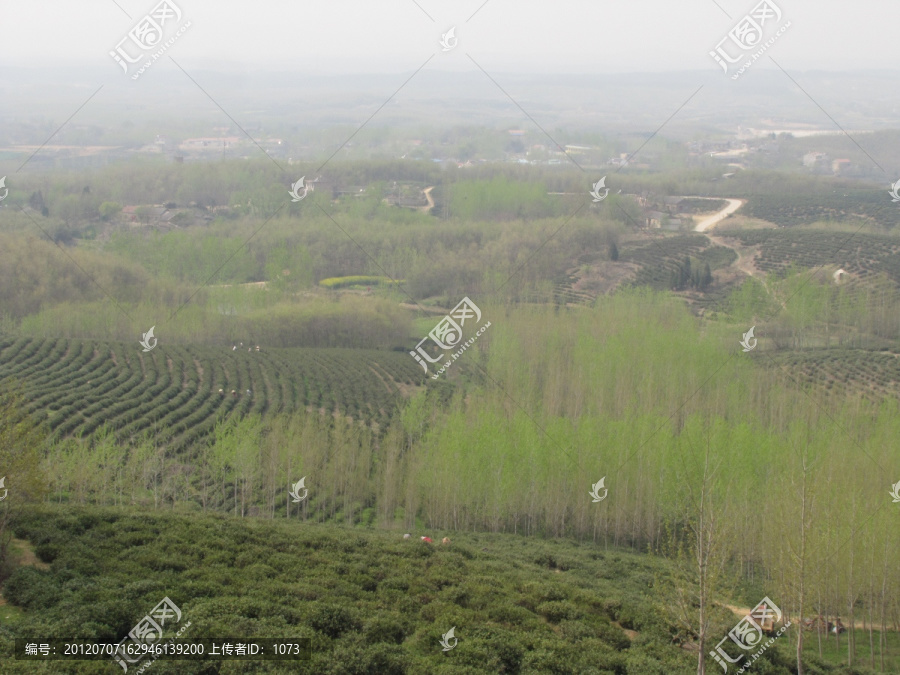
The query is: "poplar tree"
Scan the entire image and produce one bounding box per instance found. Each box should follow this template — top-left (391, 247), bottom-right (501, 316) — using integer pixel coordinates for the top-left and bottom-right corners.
top-left (0, 386), bottom-right (47, 572)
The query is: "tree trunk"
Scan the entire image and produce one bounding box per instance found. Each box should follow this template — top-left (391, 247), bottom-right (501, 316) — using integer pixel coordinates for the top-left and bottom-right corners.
top-left (815, 587), bottom-right (823, 660)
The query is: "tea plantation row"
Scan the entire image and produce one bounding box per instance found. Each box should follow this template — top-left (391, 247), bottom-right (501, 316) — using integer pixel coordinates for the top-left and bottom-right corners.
top-left (0, 337), bottom-right (426, 449)
top-left (724, 229), bottom-right (900, 285)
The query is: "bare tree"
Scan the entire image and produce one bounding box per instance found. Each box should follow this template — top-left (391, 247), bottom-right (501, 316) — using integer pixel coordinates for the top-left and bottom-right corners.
top-left (664, 423), bottom-right (736, 675)
top-left (0, 387), bottom-right (47, 573)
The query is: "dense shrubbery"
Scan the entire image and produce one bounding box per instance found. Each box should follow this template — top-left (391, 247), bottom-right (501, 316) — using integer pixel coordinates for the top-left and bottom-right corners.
top-left (318, 275), bottom-right (405, 289)
top-left (0, 506), bottom-right (697, 674)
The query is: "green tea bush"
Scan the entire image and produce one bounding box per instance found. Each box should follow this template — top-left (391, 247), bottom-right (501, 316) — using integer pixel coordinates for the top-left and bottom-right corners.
top-left (323, 637), bottom-right (409, 675)
top-left (362, 614), bottom-right (407, 645)
top-left (536, 600), bottom-right (581, 623)
top-left (33, 541), bottom-right (61, 563)
top-left (3, 567), bottom-right (59, 609)
top-left (309, 603), bottom-right (362, 639)
top-left (0, 507), bottom-right (704, 673)
top-left (487, 601), bottom-right (538, 627)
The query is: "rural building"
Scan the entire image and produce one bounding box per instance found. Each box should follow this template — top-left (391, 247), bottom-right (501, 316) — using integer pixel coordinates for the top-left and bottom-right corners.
top-left (122, 205), bottom-right (173, 225)
top-left (178, 137), bottom-right (242, 152)
top-left (832, 158), bottom-right (851, 174)
top-left (802, 151), bottom-right (828, 168)
top-left (307, 178), bottom-right (337, 200)
top-left (646, 210), bottom-right (666, 228)
top-left (663, 196), bottom-right (683, 214)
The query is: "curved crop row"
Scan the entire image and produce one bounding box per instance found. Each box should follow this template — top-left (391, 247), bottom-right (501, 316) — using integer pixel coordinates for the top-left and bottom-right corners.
top-left (3, 338), bottom-right (427, 450)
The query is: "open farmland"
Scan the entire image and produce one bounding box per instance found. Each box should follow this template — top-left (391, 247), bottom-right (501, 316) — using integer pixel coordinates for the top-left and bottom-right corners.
top-left (0, 338), bottom-right (425, 449)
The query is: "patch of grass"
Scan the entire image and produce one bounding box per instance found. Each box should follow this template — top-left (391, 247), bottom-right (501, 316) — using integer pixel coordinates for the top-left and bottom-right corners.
top-left (319, 276), bottom-right (405, 289)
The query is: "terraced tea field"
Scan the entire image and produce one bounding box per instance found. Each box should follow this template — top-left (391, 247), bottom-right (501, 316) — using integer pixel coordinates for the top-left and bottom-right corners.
top-left (769, 348), bottom-right (900, 402)
top-left (742, 192), bottom-right (900, 228)
top-left (620, 234), bottom-right (737, 289)
top-left (724, 230), bottom-right (900, 285)
top-left (0, 337), bottom-right (425, 449)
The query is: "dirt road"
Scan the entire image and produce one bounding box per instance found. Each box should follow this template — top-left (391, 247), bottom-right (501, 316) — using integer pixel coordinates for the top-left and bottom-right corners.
top-left (694, 198), bottom-right (744, 232)
top-left (421, 186), bottom-right (435, 213)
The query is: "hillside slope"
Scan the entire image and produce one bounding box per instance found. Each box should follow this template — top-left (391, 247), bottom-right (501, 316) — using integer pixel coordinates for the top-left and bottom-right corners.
top-left (0, 506), bottom-right (740, 674)
top-left (0, 338), bottom-right (425, 449)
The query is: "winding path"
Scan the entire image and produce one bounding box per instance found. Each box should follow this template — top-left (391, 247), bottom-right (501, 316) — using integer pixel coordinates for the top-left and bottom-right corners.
top-left (693, 197), bottom-right (780, 299)
top-left (421, 186), bottom-right (435, 213)
top-left (693, 198), bottom-right (744, 232)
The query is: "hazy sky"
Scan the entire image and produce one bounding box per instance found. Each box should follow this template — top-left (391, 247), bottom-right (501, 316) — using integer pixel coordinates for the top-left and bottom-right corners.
top-left (2, 0), bottom-right (899, 74)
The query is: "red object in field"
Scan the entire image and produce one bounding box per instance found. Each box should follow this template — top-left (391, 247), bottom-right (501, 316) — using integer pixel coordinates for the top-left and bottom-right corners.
top-left (420, 536), bottom-right (433, 543)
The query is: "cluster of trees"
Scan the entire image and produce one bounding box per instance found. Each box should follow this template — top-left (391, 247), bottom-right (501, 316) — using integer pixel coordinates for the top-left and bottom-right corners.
top-left (4, 157), bottom-right (898, 238)
top-left (14, 295), bottom-right (411, 349)
top-left (670, 256), bottom-right (713, 291)
top-left (449, 176), bottom-right (564, 221)
top-left (726, 268), bottom-right (900, 347)
top-left (0, 205), bottom-right (626, 336)
top-left (0, 388), bottom-right (46, 576)
top-left (0, 235), bottom-right (162, 320)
